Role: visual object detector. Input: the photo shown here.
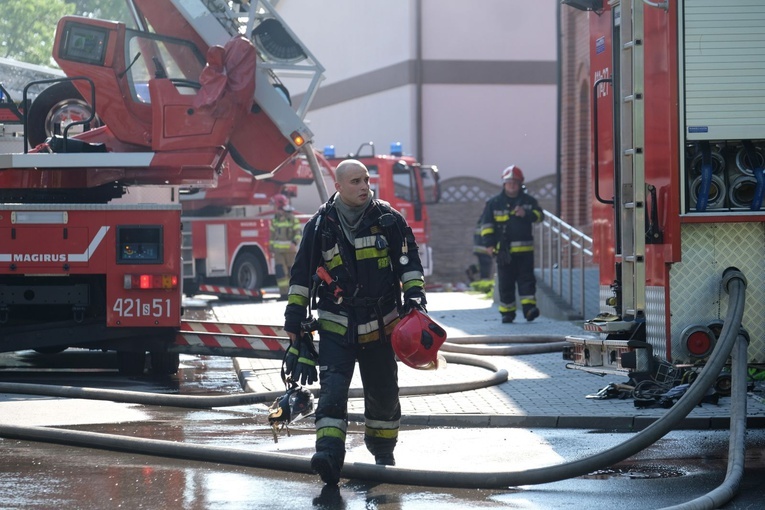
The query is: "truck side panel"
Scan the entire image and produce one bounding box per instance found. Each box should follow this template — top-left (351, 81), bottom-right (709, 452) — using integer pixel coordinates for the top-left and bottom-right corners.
top-left (0, 204), bottom-right (182, 335)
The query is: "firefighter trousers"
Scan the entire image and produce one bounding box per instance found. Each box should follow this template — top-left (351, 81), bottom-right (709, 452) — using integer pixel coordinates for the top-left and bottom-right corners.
top-left (272, 249), bottom-right (296, 296)
top-left (496, 250), bottom-right (537, 316)
top-left (314, 329), bottom-right (401, 468)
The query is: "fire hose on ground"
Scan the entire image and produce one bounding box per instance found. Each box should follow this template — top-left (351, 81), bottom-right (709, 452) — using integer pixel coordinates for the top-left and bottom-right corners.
top-left (0, 332), bottom-right (571, 408)
top-left (0, 268), bottom-right (749, 504)
top-left (0, 352), bottom-right (508, 409)
top-left (660, 303), bottom-right (749, 510)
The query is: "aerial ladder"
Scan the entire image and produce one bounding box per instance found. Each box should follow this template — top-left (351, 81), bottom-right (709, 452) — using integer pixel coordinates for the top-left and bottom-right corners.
top-left (125, 0), bottom-right (327, 195)
top-left (0, 0), bottom-right (325, 374)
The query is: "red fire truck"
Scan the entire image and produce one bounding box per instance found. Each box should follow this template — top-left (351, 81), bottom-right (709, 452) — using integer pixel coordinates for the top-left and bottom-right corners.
top-left (562, 0), bottom-right (765, 381)
top-left (178, 148), bottom-right (321, 299)
top-left (0, 0), bottom-right (324, 374)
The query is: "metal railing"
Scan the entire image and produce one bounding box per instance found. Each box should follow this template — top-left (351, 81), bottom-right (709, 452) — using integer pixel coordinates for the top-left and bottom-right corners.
top-left (534, 210), bottom-right (595, 319)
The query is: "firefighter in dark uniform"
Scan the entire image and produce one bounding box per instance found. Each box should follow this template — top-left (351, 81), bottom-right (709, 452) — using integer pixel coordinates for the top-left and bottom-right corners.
top-left (469, 216), bottom-right (493, 280)
top-left (284, 159), bottom-right (426, 485)
top-left (480, 165), bottom-right (543, 323)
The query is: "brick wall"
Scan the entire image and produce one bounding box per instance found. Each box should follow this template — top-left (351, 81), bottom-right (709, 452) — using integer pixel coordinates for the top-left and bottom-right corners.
top-left (559, 7), bottom-right (593, 235)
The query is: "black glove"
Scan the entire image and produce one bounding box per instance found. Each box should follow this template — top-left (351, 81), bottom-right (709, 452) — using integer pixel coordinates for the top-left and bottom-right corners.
top-left (402, 288), bottom-right (427, 314)
top-left (285, 332), bottom-right (318, 386)
top-left (283, 343), bottom-right (300, 379)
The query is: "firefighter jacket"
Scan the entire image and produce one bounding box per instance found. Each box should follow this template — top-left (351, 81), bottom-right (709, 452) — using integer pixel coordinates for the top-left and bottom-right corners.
top-left (269, 210), bottom-right (302, 252)
top-left (479, 189), bottom-right (543, 261)
top-left (284, 194), bottom-right (425, 344)
top-left (472, 218), bottom-right (490, 256)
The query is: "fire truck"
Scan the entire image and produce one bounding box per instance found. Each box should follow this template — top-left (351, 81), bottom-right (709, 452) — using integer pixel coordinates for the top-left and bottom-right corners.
top-left (178, 147), bottom-right (321, 299)
top-left (0, 0), bottom-right (325, 374)
top-left (562, 0), bottom-right (765, 383)
top-left (179, 141), bottom-right (440, 299)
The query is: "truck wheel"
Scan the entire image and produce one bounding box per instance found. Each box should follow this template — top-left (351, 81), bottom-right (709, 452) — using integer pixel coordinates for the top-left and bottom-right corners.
top-left (26, 81), bottom-right (101, 147)
top-left (117, 351), bottom-right (147, 376)
top-left (149, 351), bottom-right (180, 375)
top-left (183, 278), bottom-right (200, 298)
top-left (231, 252), bottom-right (265, 290)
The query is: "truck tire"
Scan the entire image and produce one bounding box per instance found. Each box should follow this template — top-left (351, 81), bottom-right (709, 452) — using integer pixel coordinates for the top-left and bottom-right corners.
top-left (183, 277), bottom-right (200, 298)
top-left (117, 351), bottom-right (147, 376)
top-left (149, 351), bottom-right (180, 375)
top-left (230, 252), bottom-right (265, 291)
top-left (26, 81), bottom-right (101, 148)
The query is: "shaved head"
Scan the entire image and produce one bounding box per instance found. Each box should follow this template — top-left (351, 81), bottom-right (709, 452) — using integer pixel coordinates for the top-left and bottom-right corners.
top-left (335, 159), bottom-right (368, 182)
top-left (334, 159), bottom-right (371, 207)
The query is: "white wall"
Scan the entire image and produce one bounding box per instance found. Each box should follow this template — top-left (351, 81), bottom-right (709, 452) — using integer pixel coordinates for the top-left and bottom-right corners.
top-left (305, 87), bottom-right (416, 159)
top-left (422, 84), bottom-right (558, 182)
top-left (278, 0), bottom-right (415, 81)
top-left (422, 1), bottom-right (557, 61)
top-left (277, 0), bottom-right (558, 186)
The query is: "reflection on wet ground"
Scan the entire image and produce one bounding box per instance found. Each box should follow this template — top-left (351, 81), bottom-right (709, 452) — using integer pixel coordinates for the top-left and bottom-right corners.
top-left (181, 305), bottom-right (218, 322)
top-left (2, 298), bottom-right (765, 508)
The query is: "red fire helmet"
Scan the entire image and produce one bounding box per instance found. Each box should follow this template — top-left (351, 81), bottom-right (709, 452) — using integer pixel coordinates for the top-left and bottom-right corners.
top-left (391, 308), bottom-right (447, 369)
top-left (501, 165), bottom-right (524, 183)
top-left (271, 193), bottom-right (289, 209)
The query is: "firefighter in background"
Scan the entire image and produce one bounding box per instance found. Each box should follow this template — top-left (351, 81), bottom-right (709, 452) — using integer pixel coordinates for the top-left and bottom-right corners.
top-left (283, 159), bottom-right (426, 485)
top-left (467, 216), bottom-right (494, 281)
top-left (269, 193), bottom-right (302, 299)
top-left (480, 165), bottom-right (543, 323)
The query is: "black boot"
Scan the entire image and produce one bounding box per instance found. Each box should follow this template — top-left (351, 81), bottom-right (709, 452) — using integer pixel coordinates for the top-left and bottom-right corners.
top-left (375, 453), bottom-right (396, 466)
top-left (524, 306), bottom-right (540, 322)
top-left (501, 312), bottom-right (515, 324)
top-left (311, 451), bottom-right (341, 485)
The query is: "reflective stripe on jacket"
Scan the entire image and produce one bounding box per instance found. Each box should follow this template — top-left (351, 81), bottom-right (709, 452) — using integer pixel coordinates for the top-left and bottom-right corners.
top-left (270, 211), bottom-right (302, 251)
top-left (285, 195), bottom-right (425, 340)
top-left (479, 190), bottom-right (543, 252)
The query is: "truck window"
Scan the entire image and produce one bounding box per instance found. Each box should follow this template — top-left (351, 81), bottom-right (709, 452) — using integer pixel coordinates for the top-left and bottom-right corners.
top-left (420, 165), bottom-right (440, 204)
top-left (125, 30), bottom-right (205, 103)
top-left (393, 161), bottom-right (415, 203)
top-left (367, 165), bottom-right (380, 198)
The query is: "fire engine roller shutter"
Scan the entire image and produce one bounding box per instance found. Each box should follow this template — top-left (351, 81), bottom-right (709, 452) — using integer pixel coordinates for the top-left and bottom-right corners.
top-left (205, 224), bottom-right (228, 277)
top-left (683, 0), bottom-right (765, 140)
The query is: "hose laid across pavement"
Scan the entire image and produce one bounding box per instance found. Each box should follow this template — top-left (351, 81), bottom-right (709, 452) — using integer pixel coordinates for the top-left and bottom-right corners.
top-left (0, 269), bottom-right (748, 494)
top-left (441, 332), bottom-right (574, 356)
top-left (0, 353), bottom-right (507, 408)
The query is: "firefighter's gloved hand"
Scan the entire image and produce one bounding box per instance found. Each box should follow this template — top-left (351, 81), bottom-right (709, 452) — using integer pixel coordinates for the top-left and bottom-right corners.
top-left (293, 333), bottom-right (318, 386)
top-left (283, 343), bottom-right (301, 380)
top-left (403, 288), bottom-right (427, 314)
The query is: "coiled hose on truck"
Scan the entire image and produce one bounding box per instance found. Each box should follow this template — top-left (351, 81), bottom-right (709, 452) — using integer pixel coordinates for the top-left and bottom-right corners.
top-left (0, 269), bottom-right (749, 498)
